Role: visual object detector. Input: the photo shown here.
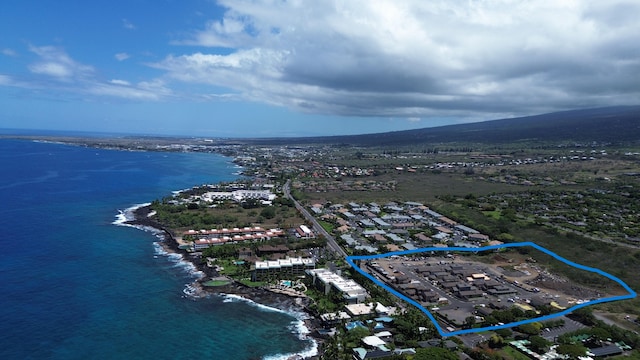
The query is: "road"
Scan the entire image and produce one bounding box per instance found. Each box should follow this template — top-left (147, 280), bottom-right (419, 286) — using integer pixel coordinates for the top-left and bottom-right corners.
top-left (282, 180), bottom-right (348, 258)
top-left (593, 312), bottom-right (637, 332)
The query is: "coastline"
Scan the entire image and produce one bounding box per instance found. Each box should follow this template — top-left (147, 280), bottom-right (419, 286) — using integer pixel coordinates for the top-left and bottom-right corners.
top-left (118, 203), bottom-right (323, 360)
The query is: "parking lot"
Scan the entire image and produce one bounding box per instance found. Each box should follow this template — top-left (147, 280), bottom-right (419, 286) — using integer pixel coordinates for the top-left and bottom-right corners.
top-left (364, 254), bottom-right (559, 331)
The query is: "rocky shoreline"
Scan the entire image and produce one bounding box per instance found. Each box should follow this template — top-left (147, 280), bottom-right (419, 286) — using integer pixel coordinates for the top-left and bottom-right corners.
top-left (125, 205), bottom-right (324, 359)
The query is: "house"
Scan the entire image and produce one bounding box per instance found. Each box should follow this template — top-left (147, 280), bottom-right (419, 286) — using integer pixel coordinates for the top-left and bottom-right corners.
top-left (345, 303), bottom-right (376, 316)
top-left (360, 219), bottom-right (376, 227)
top-left (341, 234), bottom-right (359, 247)
top-left (237, 247), bottom-right (254, 260)
top-left (414, 233), bottom-right (431, 242)
top-left (372, 218), bottom-right (392, 228)
top-left (374, 331), bottom-right (393, 342)
top-left (589, 344), bottom-right (623, 358)
top-left (256, 244), bottom-right (290, 256)
top-left (439, 216), bottom-right (457, 226)
top-left (385, 244), bottom-right (402, 252)
top-left (476, 307), bottom-right (494, 317)
top-left (319, 311), bottom-right (351, 325)
top-left (352, 348), bottom-right (390, 360)
top-left (458, 289), bottom-right (484, 299)
top-left (468, 233), bottom-right (490, 242)
top-left (295, 225), bottom-right (314, 238)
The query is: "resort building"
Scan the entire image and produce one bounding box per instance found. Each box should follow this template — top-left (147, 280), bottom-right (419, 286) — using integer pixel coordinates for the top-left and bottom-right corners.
top-left (201, 189), bottom-right (276, 203)
top-left (185, 227), bottom-right (285, 250)
top-left (307, 268), bottom-right (368, 304)
top-left (252, 257), bottom-right (316, 281)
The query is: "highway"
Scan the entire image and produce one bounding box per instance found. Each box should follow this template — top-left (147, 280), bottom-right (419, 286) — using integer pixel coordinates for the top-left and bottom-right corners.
top-left (282, 180), bottom-right (348, 258)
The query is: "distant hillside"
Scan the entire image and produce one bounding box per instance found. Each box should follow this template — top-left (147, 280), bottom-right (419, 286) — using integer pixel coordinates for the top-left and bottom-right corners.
top-left (244, 106), bottom-right (640, 146)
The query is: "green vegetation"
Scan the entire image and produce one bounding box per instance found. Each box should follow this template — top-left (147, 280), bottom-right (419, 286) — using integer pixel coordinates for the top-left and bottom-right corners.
top-left (499, 346), bottom-right (532, 360)
top-left (319, 220), bottom-right (335, 233)
top-left (149, 187), bottom-right (306, 233)
top-left (238, 279), bottom-right (266, 287)
top-left (558, 308), bottom-right (640, 349)
top-left (203, 279), bottom-right (231, 287)
top-left (414, 347), bottom-right (458, 360)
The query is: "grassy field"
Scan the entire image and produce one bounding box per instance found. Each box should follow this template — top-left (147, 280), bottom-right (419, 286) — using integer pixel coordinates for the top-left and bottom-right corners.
top-left (203, 279), bottom-right (232, 287)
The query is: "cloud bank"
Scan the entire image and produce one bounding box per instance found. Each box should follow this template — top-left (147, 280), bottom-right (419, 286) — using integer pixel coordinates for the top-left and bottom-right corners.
top-left (13, 45), bottom-right (172, 101)
top-left (156, 0), bottom-right (640, 119)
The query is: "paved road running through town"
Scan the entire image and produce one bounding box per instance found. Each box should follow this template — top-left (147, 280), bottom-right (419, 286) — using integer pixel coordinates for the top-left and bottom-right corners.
top-left (283, 180), bottom-right (348, 258)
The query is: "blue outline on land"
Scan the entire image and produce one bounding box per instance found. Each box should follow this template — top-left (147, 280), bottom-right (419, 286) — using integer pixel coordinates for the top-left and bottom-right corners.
top-left (346, 241), bottom-right (637, 337)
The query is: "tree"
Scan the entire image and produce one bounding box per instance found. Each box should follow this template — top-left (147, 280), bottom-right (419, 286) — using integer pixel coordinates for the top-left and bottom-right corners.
top-left (260, 206), bottom-right (276, 219)
top-left (483, 315), bottom-right (498, 326)
top-left (556, 344), bottom-right (588, 359)
top-left (414, 347), bottom-right (458, 360)
top-left (590, 326), bottom-right (612, 341)
top-left (464, 316), bottom-right (477, 329)
top-left (568, 307), bottom-right (596, 326)
top-left (517, 322), bottom-right (542, 335)
top-left (495, 328), bottom-right (512, 338)
top-left (344, 326), bottom-right (370, 348)
top-left (529, 335), bottom-right (550, 354)
top-left (488, 334), bottom-right (504, 348)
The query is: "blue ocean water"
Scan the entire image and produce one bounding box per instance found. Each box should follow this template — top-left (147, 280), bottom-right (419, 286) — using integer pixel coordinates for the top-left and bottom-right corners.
top-left (0, 139), bottom-right (316, 359)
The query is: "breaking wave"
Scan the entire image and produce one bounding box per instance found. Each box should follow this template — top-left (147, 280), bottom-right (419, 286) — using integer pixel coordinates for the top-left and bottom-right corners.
top-left (221, 294), bottom-right (318, 360)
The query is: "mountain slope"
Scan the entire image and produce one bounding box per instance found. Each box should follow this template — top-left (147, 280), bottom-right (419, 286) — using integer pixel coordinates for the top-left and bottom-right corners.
top-left (245, 106), bottom-right (640, 146)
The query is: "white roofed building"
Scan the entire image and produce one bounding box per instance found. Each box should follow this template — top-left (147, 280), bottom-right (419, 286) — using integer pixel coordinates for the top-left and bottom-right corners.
top-left (252, 257), bottom-right (315, 281)
top-left (307, 268), bottom-right (368, 304)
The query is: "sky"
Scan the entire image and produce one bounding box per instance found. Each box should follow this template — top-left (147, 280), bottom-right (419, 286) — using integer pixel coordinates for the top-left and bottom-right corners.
top-left (1, 0), bottom-right (639, 138)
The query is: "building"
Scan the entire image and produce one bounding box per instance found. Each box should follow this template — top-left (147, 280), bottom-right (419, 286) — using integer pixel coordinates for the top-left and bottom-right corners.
top-left (252, 257), bottom-right (315, 281)
top-left (256, 244), bottom-right (290, 256)
top-left (186, 227), bottom-right (285, 250)
top-left (296, 225), bottom-right (314, 238)
top-left (307, 268), bottom-right (368, 304)
top-left (201, 189), bottom-right (276, 203)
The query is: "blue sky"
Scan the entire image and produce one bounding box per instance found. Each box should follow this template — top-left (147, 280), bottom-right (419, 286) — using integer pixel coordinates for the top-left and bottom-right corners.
top-left (1, 0), bottom-right (638, 138)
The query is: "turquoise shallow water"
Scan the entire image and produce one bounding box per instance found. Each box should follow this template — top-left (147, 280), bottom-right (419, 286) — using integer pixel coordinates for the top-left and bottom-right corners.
top-left (0, 139), bottom-right (315, 359)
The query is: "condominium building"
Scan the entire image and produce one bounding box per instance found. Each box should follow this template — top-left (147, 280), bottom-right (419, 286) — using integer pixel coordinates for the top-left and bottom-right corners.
top-left (252, 257), bottom-right (316, 281)
top-left (307, 268), bottom-right (368, 304)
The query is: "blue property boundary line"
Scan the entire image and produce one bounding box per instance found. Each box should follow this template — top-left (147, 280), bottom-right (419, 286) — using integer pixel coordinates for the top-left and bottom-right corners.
top-left (346, 242), bottom-right (637, 337)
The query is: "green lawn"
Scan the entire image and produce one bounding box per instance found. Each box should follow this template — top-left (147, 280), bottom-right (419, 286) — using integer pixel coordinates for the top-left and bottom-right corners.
top-left (483, 210), bottom-right (502, 220)
top-left (500, 346), bottom-right (531, 360)
top-left (203, 280), bottom-right (231, 287)
top-left (319, 220), bottom-right (335, 233)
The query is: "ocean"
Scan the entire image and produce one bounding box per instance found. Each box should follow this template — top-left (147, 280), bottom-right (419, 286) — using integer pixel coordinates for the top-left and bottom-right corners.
top-left (0, 139), bottom-right (316, 359)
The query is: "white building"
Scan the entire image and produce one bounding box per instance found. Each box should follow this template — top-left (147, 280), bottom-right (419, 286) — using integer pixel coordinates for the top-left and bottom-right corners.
top-left (307, 268), bottom-right (368, 304)
top-left (201, 189), bottom-right (276, 203)
top-left (252, 257), bottom-right (315, 281)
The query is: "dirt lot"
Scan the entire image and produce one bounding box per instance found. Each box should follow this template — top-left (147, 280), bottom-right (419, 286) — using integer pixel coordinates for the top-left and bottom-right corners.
top-left (458, 252), bottom-right (612, 305)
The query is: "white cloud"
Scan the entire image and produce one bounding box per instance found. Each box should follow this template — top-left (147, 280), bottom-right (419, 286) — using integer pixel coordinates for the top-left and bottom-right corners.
top-left (114, 52), bottom-right (130, 61)
top-left (2, 48), bottom-right (17, 57)
top-left (156, 0), bottom-right (640, 119)
top-left (0, 74), bottom-right (13, 85)
top-left (88, 81), bottom-right (170, 101)
top-left (122, 19), bottom-right (136, 30)
top-left (109, 79), bottom-right (131, 86)
top-left (28, 45), bottom-right (94, 81)
top-left (4, 45), bottom-right (172, 101)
